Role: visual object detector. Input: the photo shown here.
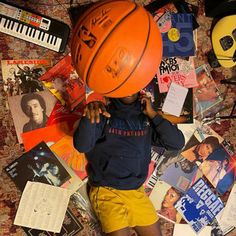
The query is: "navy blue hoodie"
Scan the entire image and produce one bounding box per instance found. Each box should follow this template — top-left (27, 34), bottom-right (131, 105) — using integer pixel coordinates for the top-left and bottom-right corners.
top-left (73, 98), bottom-right (185, 190)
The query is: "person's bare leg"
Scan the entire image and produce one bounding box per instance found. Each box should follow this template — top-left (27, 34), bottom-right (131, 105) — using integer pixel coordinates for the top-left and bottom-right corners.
top-left (134, 221), bottom-right (162, 236)
top-left (106, 227), bottom-right (131, 236)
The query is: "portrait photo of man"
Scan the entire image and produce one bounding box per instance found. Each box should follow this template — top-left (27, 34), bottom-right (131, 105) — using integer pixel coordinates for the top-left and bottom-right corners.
top-left (8, 90), bottom-right (57, 143)
top-left (21, 93), bottom-right (49, 132)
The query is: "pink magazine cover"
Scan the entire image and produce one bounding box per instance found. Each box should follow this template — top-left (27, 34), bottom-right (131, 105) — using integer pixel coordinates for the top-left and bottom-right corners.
top-left (156, 57), bottom-right (198, 93)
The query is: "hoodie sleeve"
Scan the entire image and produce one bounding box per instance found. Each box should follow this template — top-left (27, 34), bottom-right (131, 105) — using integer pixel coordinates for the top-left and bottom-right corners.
top-left (73, 115), bottom-right (106, 153)
top-left (150, 115), bottom-right (185, 151)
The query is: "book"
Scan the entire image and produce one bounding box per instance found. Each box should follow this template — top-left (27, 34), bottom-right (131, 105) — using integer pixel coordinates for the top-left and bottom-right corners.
top-left (4, 141), bottom-right (71, 191)
top-left (7, 90), bottom-right (57, 144)
top-left (21, 122), bottom-right (70, 151)
top-left (47, 101), bottom-right (84, 131)
top-left (149, 180), bottom-right (183, 223)
top-left (156, 57), bottom-right (198, 93)
top-left (39, 55), bottom-right (86, 111)
top-left (1, 59), bottom-right (51, 96)
top-left (22, 208), bottom-right (84, 236)
top-left (199, 141), bottom-right (236, 195)
top-left (175, 178), bottom-right (224, 234)
top-left (193, 65), bottom-right (223, 118)
top-left (154, 13), bottom-right (195, 57)
top-left (50, 135), bottom-right (88, 180)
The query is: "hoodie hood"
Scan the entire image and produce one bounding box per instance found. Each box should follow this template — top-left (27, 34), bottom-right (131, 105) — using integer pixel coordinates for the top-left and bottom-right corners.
top-left (107, 98), bottom-right (148, 134)
top-left (108, 98), bottom-right (142, 119)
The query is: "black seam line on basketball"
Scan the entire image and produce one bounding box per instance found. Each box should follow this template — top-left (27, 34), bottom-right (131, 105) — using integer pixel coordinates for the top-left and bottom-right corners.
top-left (85, 2), bottom-right (138, 85)
top-left (74, 0), bottom-right (135, 63)
top-left (103, 10), bottom-right (151, 95)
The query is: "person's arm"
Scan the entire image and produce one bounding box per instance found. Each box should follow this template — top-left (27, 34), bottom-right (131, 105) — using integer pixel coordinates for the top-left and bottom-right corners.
top-left (73, 101), bottom-right (110, 153)
top-left (141, 95), bottom-right (185, 151)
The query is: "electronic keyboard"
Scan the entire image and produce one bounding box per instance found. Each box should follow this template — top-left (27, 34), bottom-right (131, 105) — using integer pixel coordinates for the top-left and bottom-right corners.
top-left (0, 1), bottom-right (70, 52)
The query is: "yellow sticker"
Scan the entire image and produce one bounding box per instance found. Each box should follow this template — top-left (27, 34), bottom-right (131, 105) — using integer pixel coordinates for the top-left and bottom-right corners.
top-left (168, 28), bottom-right (180, 42)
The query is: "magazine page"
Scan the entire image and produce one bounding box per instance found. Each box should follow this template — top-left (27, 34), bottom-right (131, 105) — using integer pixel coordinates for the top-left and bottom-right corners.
top-left (156, 57), bottom-right (198, 93)
top-left (1, 59), bottom-right (51, 96)
top-left (193, 65), bottom-right (223, 119)
top-left (199, 142), bottom-right (236, 195)
top-left (181, 124), bottom-right (224, 165)
top-left (50, 135), bottom-right (88, 180)
top-left (39, 55), bottom-right (86, 111)
top-left (149, 180), bottom-right (183, 223)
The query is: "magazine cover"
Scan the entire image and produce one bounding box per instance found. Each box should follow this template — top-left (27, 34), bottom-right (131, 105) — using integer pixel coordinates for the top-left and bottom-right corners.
top-left (180, 123), bottom-right (224, 165)
top-left (153, 13), bottom-right (194, 57)
top-left (7, 90), bottom-right (57, 143)
top-left (1, 59), bottom-right (51, 96)
top-left (50, 135), bottom-right (88, 180)
top-left (47, 100), bottom-right (84, 131)
top-left (4, 141), bottom-right (71, 191)
top-left (149, 180), bottom-right (183, 223)
top-left (149, 146), bottom-right (202, 193)
top-left (22, 208), bottom-right (84, 236)
top-left (193, 65), bottom-right (223, 118)
top-left (21, 122), bottom-right (70, 151)
top-left (39, 55), bottom-right (86, 111)
top-left (175, 178), bottom-right (224, 234)
top-left (156, 57), bottom-right (198, 93)
top-left (199, 142), bottom-right (236, 195)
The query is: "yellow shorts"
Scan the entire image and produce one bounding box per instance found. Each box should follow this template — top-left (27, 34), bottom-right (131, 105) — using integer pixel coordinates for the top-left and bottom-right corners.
top-left (89, 185), bottom-right (158, 233)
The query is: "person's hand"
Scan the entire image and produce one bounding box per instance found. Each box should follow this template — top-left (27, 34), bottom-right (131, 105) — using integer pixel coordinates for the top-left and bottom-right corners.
top-left (140, 94), bottom-right (157, 119)
top-left (83, 101), bottom-right (111, 123)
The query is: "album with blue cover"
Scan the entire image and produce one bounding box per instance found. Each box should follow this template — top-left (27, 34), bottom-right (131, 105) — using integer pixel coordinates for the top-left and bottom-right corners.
top-left (175, 178), bottom-right (224, 234)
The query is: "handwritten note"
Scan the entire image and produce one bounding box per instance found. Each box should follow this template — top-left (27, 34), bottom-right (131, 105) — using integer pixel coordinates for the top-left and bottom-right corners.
top-left (162, 82), bottom-right (188, 117)
top-left (14, 181), bottom-right (71, 233)
top-left (173, 224), bottom-right (211, 236)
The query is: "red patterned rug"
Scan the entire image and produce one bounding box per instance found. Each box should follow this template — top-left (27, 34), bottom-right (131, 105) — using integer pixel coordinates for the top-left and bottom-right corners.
top-left (0, 0), bottom-right (235, 236)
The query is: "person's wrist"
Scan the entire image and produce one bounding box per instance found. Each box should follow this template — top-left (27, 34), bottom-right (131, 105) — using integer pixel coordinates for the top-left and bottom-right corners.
top-left (148, 110), bottom-right (158, 119)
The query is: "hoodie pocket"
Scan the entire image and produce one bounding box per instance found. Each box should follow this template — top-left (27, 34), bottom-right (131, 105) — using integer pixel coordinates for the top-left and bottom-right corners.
top-left (103, 155), bottom-right (141, 179)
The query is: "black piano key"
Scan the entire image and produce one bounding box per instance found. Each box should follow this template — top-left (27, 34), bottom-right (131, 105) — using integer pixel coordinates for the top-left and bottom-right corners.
top-left (10, 21), bottom-right (14, 30)
top-left (3, 19), bottom-right (8, 28)
top-left (50, 35), bottom-right (54, 44)
top-left (47, 35), bottom-right (51, 43)
top-left (32, 28), bottom-right (36, 38)
top-left (25, 27), bottom-right (29, 35)
top-left (16, 23), bottom-right (21, 32)
top-left (20, 25), bottom-right (23, 33)
top-left (41, 32), bottom-right (45, 41)
top-left (6, 20), bottom-right (11, 29)
top-left (53, 36), bottom-right (57, 45)
top-left (28, 28), bottom-right (32, 37)
top-left (38, 31), bottom-right (42, 39)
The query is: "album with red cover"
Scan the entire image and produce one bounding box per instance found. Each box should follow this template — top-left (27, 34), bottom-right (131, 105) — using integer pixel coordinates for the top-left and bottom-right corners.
top-left (39, 55), bottom-right (86, 111)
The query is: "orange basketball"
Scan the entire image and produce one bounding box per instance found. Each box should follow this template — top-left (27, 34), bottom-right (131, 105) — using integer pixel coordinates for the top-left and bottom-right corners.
top-left (71, 0), bottom-right (162, 97)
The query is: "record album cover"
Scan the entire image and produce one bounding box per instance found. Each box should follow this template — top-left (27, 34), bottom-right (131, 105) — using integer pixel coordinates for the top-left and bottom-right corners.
top-left (5, 141), bottom-right (71, 191)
